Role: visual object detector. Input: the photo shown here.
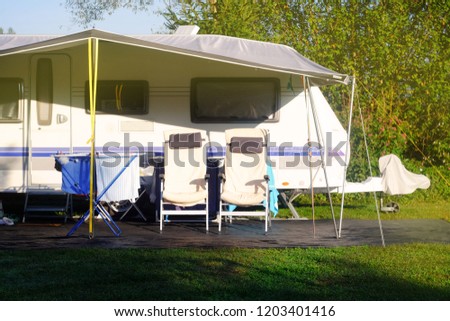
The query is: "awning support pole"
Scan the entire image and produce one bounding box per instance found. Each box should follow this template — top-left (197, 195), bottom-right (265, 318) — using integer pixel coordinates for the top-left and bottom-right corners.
top-left (303, 76), bottom-right (316, 237)
top-left (357, 83), bottom-right (385, 247)
top-left (306, 77), bottom-right (338, 239)
top-left (338, 76), bottom-right (356, 238)
top-left (338, 77), bottom-right (385, 246)
top-left (87, 37), bottom-right (99, 239)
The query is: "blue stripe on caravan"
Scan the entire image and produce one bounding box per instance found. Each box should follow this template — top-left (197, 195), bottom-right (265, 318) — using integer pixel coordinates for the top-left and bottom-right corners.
top-left (75, 146), bottom-right (165, 156)
top-left (269, 146), bottom-right (322, 157)
top-left (0, 146), bottom-right (344, 157)
top-left (31, 147), bottom-right (72, 157)
top-left (0, 147), bottom-right (28, 157)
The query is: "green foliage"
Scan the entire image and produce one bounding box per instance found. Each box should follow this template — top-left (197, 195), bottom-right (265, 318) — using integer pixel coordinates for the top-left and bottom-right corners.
top-left (309, 1), bottom-right (450, 168)
top-left (0, 27), bottom-right (15, 34)
top-left (64, 0), bottom-right (155, 27)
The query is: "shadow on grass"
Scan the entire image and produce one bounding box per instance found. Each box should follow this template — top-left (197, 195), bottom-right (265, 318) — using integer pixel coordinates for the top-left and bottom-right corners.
top-left (0, 245), bottom-right (449, 301)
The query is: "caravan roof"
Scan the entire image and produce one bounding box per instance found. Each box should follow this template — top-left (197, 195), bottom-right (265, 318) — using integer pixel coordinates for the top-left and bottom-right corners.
top-left (0, 29), bottom-right (349, 86)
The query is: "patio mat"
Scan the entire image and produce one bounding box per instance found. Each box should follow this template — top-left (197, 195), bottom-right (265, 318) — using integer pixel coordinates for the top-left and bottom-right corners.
top-left (0, 219), bottom-right (448, 250)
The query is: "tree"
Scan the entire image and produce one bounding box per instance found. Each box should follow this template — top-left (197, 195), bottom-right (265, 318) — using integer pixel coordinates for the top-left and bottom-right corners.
top-left (64, 0), bottom-right (155, 28)
top-left (0, 27), bottom-right (16, 34)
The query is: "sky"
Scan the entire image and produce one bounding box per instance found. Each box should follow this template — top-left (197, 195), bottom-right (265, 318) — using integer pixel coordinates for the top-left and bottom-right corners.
top-left (0, 0), bottom-right (168, 35)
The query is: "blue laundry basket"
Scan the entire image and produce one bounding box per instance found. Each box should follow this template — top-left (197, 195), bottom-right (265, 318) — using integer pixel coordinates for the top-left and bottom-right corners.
top-left (55, 154), bottom-right (91, 195)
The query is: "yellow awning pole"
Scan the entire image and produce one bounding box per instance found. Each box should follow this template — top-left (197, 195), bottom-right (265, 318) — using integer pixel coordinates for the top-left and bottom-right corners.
top-left (87, 38), bottom-right (99, 239)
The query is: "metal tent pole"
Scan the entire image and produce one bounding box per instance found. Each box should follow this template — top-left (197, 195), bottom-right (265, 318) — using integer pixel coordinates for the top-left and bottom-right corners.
top-left (356, 86), bottom-right (386, 247)
top-left (306, 78), bottom-right (338, 238)
top-left (302, 76), bottom-right (316, 237)
top-left (338, 76), bottom-right (356, 238)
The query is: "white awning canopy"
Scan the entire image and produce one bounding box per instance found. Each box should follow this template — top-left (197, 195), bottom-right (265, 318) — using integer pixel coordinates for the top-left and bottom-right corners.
top-left (0, 29), bottom-right (349, 86)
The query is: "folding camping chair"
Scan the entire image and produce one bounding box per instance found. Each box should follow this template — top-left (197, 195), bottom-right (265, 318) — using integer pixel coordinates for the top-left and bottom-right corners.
top-left (159, 130), bottom-right (209, 231)
top-left (218, 128), bottom-right (272, 232)
top-left (64, 154), bottom-right (140, 237)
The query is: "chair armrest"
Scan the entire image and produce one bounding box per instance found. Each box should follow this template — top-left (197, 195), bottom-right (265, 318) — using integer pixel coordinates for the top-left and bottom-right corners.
top-left (204, 173), bottom-right (210, 181)
top-left (159, 173), bottom-right (165, 180)
top-left (219, 172), bottom-right (226, 182)
top-left (264, 175), bottom-right (269, 181)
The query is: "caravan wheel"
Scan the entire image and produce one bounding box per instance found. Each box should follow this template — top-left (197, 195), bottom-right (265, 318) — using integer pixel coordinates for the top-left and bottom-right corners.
top-left (385, 202), bottom-right (400, 213)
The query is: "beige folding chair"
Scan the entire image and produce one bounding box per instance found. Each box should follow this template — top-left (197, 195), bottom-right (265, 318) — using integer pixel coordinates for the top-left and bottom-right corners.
top-left (160, 129), bottom-right (209, 231)
top-left (218, 128), bottom-right (271, 232)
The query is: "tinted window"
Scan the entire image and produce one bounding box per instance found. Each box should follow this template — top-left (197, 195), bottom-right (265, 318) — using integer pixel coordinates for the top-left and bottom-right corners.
top-left (191, 78), bottom-right (280, 123)
top-left (85, 80), bottom-right (149, 114)
top-left (0, 78), bottom-right (23, 122)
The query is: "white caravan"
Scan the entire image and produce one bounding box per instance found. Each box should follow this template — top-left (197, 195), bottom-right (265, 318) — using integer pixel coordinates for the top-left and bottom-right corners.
top-left (0, 29), bottom-right (353, 195)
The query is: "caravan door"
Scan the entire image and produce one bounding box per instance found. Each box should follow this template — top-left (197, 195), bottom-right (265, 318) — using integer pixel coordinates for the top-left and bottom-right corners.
top-left (29, 54), bottom-right (71, 187)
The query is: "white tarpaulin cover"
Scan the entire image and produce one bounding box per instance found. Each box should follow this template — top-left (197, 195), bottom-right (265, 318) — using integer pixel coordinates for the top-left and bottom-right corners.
top-left (379, 154), bottom-right (430, 195)
top-left (0, 29), bottom-right (349, 86)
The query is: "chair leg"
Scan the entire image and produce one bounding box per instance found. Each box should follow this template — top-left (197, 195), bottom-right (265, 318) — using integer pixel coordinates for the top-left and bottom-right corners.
top-left (265, 187), bottom-right (270, 232)
top-left (206, 198), bottom-right (209, 232)
top-left (160, 201), bottom-right (163, 231)
top-left (265, 213), bottom-right (268, 233)
top-left (264, 200), bottom-right (269, 233)
top-left (218, 199), bottom-right (222, 232)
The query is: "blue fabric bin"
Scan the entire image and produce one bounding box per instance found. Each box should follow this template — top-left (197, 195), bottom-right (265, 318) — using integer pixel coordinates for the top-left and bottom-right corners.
top-left (55, 154), bottom-right (91, 195)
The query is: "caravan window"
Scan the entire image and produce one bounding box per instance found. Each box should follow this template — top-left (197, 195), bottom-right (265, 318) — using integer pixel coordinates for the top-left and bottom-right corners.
top-left (36, 58), bottom-right (53, 126)
top-left (191, 78), bottom-right (280, 123)
top-left (0, 78), bottom-right (23, 123)
top-left (85, 80), bottom-right (149, 115)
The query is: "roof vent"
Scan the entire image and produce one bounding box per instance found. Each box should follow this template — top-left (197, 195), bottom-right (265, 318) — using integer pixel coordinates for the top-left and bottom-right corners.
top-left (174, 25), bottom-right (200, 35)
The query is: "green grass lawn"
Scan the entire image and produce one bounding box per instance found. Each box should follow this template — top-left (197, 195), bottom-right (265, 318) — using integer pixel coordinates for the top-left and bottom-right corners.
top-left (0, 201), bottom-right (448, 301)
top-left (0, 244), bottom-right (449, 301)
top-left (276, 199), bottom-right (450, 221)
